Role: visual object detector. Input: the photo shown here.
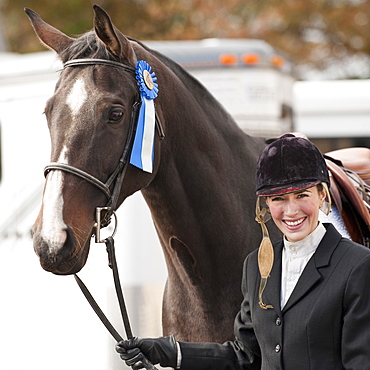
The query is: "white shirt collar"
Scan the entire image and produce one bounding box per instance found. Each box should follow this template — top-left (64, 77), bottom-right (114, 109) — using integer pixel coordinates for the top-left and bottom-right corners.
top-left (283, 222), bottom-right (326, 257)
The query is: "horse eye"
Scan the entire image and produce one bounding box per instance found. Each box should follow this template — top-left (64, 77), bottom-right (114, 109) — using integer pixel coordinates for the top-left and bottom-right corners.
top-left (108, 108), bottom-right (124, 123)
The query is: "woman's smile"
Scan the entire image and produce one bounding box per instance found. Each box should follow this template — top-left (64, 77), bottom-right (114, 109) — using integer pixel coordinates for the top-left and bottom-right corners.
top-left (284, 217), bottom-right (306, 228)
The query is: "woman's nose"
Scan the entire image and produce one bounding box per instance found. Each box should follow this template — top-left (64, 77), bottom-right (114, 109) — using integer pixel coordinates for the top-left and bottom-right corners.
top-left (284, 200), bottom-right (299, 216)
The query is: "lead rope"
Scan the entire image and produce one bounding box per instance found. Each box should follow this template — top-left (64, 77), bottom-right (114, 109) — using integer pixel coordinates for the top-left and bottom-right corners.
top-left (74, 236), bottom-right (158, 370)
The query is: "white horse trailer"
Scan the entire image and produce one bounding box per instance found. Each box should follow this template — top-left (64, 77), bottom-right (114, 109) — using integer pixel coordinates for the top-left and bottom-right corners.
top-left (0, 39), bottom-right (293, 370)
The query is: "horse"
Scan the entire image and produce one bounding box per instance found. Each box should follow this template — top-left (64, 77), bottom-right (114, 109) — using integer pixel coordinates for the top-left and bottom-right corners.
top-left (26, 5), bottom-right (278, 343)
top-left (25, 5), bottom-right (370, 347)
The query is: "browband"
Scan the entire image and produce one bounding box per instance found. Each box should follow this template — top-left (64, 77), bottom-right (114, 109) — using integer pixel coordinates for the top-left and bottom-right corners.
top-left (64, 58), bottom-right (135, 73)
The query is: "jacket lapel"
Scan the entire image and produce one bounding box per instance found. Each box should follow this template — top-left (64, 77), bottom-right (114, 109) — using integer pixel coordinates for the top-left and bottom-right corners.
top-left (282, 223), bottom-right (342, 312)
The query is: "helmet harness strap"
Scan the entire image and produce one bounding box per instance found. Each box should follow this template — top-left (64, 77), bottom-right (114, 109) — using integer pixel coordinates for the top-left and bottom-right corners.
top-left (255, 197), bottom-right (274, 309)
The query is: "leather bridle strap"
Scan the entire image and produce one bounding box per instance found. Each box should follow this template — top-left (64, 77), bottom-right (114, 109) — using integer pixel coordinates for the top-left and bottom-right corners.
top-left (74, 274), bottom-right (123, 342)
top-left (44, 162), bottom-right (112, 200)
top-left (45, 58), bottom-right (164, 222)
top-left (45, 58), bottom-right (137, 214)
top-left (44, 100), bottom-right (141, 229)
top-left (105, 236), bottom-right (133, 339)
top-left (75, 236), bottom-right (158, 370)
top-left (74, 236), bottom-right (131, 340)
top-left (64, 58), bottom-right (136, 73)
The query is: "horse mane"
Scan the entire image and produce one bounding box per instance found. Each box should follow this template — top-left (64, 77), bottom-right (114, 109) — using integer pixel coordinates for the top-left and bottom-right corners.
top-left (129, 37), bottom-right (242, 134)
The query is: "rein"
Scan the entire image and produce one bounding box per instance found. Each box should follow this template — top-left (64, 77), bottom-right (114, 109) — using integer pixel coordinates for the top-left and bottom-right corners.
top-left (75, 236), bottom-right (158, 370)
top-left (44, 58), bottom-right (162, 370)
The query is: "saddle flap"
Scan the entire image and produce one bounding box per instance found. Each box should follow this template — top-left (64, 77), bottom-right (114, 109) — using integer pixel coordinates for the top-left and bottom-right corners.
top-left (325, 158), bottom-right (370, 229)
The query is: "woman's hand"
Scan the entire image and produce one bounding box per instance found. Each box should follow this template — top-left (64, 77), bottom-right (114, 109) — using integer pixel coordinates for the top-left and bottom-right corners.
top-left (116, 336), bottom-right (178, 369)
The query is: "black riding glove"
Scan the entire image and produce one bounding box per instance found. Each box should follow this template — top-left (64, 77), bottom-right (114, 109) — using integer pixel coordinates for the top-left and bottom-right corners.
top-left (116, 336), bottom-right (178, 369)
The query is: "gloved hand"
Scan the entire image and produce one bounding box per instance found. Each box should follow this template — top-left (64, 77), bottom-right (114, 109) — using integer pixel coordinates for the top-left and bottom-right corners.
top-left (116, 336), bottom-right (178, 369)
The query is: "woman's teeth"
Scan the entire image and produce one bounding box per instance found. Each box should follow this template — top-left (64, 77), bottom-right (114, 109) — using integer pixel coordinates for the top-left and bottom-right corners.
top-left (285, 218), bottom-right (305, 226)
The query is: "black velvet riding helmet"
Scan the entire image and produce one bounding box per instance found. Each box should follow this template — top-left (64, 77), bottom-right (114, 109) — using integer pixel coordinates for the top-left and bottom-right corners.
top-left (256, 134), bottom-right (330, 196)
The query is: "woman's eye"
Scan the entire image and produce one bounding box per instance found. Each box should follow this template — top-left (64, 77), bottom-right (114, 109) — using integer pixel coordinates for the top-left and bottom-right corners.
top-left (297, 193), bottom-right (309, 199)
top-left (108, 108), bottom-right (124, 122)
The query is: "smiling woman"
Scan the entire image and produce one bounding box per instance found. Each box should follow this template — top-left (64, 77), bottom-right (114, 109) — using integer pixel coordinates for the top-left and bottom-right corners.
top-left (116, 134), bottom-right (370, 370)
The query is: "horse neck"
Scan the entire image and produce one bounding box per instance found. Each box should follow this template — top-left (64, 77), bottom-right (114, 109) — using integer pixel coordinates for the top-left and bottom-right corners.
top-left (142, 71), bottom-right (266, 272)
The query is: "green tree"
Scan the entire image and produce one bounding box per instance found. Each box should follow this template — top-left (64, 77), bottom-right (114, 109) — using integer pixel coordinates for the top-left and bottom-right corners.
top-left (1, 0), bottom-right (369, 78)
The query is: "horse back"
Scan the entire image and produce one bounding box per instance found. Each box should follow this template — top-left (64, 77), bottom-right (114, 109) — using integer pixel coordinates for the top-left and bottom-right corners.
top-left (325, 148), bottom-right (370, 247)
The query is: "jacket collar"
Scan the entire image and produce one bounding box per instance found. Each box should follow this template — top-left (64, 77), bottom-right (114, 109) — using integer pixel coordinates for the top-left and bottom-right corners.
top-left (263, 223), bottom-right (342, 315)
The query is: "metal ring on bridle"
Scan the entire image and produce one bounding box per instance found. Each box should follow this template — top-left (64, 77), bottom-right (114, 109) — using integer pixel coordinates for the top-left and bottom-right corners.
top-left (94, 207), bottom-right (118, 243)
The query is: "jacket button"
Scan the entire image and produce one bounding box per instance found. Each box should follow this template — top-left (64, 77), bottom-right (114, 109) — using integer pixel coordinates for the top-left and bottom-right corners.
top-left (275, 344), bottom-right (281, 353)
top-left (276, 317), bottom-right (281, 326)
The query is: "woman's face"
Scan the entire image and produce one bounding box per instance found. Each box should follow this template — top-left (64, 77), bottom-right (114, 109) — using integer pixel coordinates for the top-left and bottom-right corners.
top-left (266, 186), bottom-right (326, 243)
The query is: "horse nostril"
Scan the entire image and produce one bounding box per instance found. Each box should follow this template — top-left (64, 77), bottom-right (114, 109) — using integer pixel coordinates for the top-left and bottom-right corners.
top-left (45, 228), bottom-right (68, 253)
top-left (34, 226), bottom-right (79, 271)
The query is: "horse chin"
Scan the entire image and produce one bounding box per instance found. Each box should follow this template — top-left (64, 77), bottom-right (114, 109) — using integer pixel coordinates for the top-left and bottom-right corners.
top-left (34, 232), bottom-right (92, 275)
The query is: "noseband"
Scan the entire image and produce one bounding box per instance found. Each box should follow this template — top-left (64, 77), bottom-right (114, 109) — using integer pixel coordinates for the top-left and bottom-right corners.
top-left (44, 58), bottom-right (163, 235)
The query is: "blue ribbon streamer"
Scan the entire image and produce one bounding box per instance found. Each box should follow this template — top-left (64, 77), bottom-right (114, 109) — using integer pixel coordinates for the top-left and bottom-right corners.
top-left (129, 61), bottom-right (158, 173)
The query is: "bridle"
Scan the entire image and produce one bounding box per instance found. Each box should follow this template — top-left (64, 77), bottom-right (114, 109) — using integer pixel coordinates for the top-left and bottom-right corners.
top-left (44, 58), bottom-right (164, 236)
top-left (43, 58), bottom-right (163, 370)
top-left (44, 59), bottom-right (138, 233)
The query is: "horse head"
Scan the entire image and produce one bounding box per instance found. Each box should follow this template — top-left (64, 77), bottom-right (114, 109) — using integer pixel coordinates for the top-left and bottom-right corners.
top-left (26, 6), bottom-right (161, 274)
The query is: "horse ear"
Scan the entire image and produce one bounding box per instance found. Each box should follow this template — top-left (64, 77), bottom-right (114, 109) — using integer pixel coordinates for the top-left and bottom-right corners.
top-left (24, 8), bottom-right (74, 54)
top-left (93, 5), bottom-right (136, 65)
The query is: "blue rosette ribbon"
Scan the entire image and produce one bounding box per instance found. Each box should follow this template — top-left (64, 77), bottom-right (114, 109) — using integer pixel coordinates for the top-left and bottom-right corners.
top-left (129, 60), bottom-right (159, 173)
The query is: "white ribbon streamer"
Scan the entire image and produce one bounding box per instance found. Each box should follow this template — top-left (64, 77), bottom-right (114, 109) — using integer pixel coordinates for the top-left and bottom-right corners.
top-left (141, 97), bottom-right (155, 173)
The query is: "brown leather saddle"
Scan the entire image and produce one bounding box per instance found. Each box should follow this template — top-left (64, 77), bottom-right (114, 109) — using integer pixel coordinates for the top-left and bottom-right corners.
top-left (325, 147), bottom-right (370, 247)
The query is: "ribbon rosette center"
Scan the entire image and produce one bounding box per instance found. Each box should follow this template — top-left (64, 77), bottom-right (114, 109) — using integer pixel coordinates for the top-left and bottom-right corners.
top-left (143, 70), bottom-right (154, 90)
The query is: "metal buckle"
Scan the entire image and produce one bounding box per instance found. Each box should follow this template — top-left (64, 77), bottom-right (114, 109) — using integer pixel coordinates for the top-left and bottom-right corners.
top-left (94, 207), bottom-right (118, 243)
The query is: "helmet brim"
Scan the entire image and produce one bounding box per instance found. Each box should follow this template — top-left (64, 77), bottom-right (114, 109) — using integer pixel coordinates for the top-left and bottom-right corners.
top-left (256, 180), bottom-right (321, 197)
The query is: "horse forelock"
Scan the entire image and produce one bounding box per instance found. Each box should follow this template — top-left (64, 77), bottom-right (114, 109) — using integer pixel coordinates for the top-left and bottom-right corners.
top-left (60, 31), bottom-right (120, 63)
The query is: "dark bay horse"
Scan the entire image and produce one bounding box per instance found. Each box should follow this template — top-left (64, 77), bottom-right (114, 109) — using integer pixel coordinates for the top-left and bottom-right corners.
top-left (26, 6), bottom-right (277, 343)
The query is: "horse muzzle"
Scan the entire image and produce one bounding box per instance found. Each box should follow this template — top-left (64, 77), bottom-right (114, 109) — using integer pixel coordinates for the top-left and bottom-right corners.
top-left (33, 226), bottom-right (91, 275)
